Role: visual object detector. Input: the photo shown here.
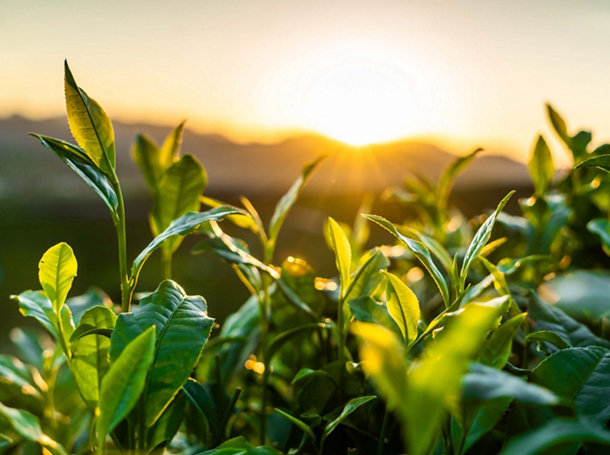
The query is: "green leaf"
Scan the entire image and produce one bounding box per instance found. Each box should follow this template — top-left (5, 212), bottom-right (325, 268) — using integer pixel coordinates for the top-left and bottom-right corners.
top-left (501, 418), bottom-right (610, 455)
top-left (525, 330), bottom-right (570, 350)
top-left (547, 104), bottom-right (571, 146)
top-left (109, 280), bottom-right (214, 426)
top-left (38, 242), bottom-right (77, 314)
top-left (97, 327), bottom-right (156, 448)
top-left (11, 291), bottom-right (74, 347)
top-left (159, 121), bottom-right (185, 163)
top-left (64, 61), bottom-right (115, 174)
top-left (384, 272), bottom-right (420, 343)
top-left (458, 397), bottom-right (512, 453)
top-left (479, 313), bottom-right (526, 369)
top-left (437, 148), bottom-right (483, 209)
top-left (529, 136), bottom-right (554, 196)
top-left (152, 154), bottom-right (208, 238)
top-left (364, 214), bottom-right (450, 306)
top-left (0, 403), bottom-right (66, 454)
top-left (588, 218), bottom-right (610, 254)
top-left (30, 134), bottom-right (119, 219)
top-left (460, 191), bottom-right (514, 287)
top-left (462, 363), bottom-right (559, 405)
top-left (146, 392), bottom-right (186, 452)
top-left (130, 206), bottom-right (241, 288)
top-left (344, 248), bottom-right (389, 303)
top-left (532, 346), bottom-right (610, 425)
top-left (528, 292), bottom-right (609, 348)
top-left (267, 157), bottom-right (323, 256)
top-left (575, 153), bottom-right (610, 172)
top-left (327, 217), bottom-right (352, 297)
top-left (70, 306), bottom-right (117, 408)
top-left (348, 296), bottom-right (399, 335)
top-left (275, 408), bottom-right (317, 443)
top-left (321, 395), bottom-right (376, 444)
top-left (406, 302), bottom-right (502, 455)
top-left (197, 436), bottom-right (283, 454)
top-left (132, 133), bottom-right (163, 191)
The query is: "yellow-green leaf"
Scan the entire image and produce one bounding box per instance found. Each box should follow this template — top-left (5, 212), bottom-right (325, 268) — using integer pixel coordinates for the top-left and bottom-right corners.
top-left (64, 61), bottom-right (115, 175)
top-left (528, 135), bottom-right (554, 196)
top-left (38, 243), bottom-right (77, 314)
top-left (385, 272), bottom-right (420, 343)
top-left (328, 217), bottom-right (352, 297)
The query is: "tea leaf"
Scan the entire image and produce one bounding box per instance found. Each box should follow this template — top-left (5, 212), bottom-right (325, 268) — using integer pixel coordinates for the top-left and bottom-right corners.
top-left (131, 206), bottom-right (241, 287)
top-left (38, 243), bottom-right (77, 314)
top-left (437, 148), bottom-right (483, 209)
top-left (364, 214), bottom-right (450, 306)
top-left (384, 272), bottom-right (420, 343)
top-left (576, 155), bottom-right (610, 172)
top-left (132, 133), bottom-right (163, 191)
top-left (528, 293), bottom-right (609, 348)
top-left (532, 346), bottom-right (610, 425)
top-left (525, 331), bottom-right (570, 350)
top-left (460, 191), bottom-right (514, 287)
top-left (267, 156), bottom-right (323, 257)
top-left (11, 291), bottom-right (74, 348)
top-left (321, 395), bottom-right (376, 444)
top-left (0, 403), bottom-right (65, 454)
top-left (152, 154), bottom-right (207, 252)
top-left (588, 218), bottom-right (610, 253)
top-left (502, 418), bottom-right (610, 455)
top-left (70, 306), bottom-right (117, 408)
top-left (463, 363), bottom-right (559, 405)
top-left (97, 327), bottom-right (155, 448)
top-left (348, 296), bottom-right (399, 335)
top-left (275, 409), bottom-right (317, 444)
top-left (479, 313), bottom-right (526, 369)
top-left (344, 248), bottom-right (389, 303)
top-left (64, 61), bottom-right (115, 175)
top-left (328, 217), bottom-right (352, 297)
top-left (546, 104), bottom-right (570, 146)
top-left (110, 280), bottom-right (214, 426)
top-left (528, 136), bottom-right (554, 196)
top-left (197, 436), bottom-right (283, 454)
top-left (29, 135), bottom-right (119, 219)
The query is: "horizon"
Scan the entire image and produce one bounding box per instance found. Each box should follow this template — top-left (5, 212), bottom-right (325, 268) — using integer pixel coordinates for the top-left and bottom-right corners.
top-left (2, 1), bottom-right (610, 165)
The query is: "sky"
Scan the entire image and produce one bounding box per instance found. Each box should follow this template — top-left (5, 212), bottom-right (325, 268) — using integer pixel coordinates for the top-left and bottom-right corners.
top-left (1, 0), bottom-right (609, 163)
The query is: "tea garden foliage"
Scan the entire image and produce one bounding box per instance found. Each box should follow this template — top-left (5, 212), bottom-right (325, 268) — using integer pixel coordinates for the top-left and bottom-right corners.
top-left (2, 62), bottom-right (610, 454)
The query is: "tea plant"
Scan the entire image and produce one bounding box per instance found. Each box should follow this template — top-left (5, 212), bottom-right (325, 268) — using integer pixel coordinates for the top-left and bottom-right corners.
top-left (2, 62), bottom-right (610, 455)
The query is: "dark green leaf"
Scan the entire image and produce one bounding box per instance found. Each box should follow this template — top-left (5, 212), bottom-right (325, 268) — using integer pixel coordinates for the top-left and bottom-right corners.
top-left (130, 206), bottom-right (241, 287)
top-left (321, 395), bottom-right (376, 443)
top-left (364, 214), bottom-right (450, 306)
top-left (501, 418), bottom-right (610, 455)
top-left (547, 104), bottom-right (570, 146)
top-left (275, 408), bottom-right (317, 445)
top-left (196, 436), bottom-right (283, 454)
top-left (532, 346), bottom-right (610, 425)
top-left (525, 330), bottom-right (570, 350)
top-left (146, 392), bottom-right (186, 453)
top-left (463, 363), bottom-right (559, 405)
top-left (97, 327), bottom-right (156, 448)
top-left (110, 280), bottom-right (214, 426)
top-left (575, 154), bottom-right (610, 172)
top-left (64, 61), bottom-right (115, 174)
top-left (30, 134), bottom-right (118, 219)
top-left (588, 218), bottom-right (610, 254)
top-left (528, 292), bottom-right (609, 348)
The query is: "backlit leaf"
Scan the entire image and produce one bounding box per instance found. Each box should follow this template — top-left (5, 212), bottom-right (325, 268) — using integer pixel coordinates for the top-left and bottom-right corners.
top-left (64, 61), bottom-right (115, 174)
top-left (528, 136), bottom-right (554, 196)
top-left (384, 272), bottom-right (420, 343)
top-left (38, 242), bottom-right (77, 314)
top-left (328, 217), bottom-right (352, 297)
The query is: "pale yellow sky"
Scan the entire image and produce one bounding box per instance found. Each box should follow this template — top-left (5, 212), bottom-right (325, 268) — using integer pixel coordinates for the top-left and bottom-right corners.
top-left (1, 0), bottom-right (609, 163)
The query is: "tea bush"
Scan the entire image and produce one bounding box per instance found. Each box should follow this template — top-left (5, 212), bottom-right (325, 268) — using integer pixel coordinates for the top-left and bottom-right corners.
top-left (2, 62), bottom-right (610, 454)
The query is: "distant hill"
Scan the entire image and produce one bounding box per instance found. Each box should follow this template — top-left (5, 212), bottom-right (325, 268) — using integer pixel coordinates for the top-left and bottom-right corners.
top-left (0, 115), bottom-right (530, 203)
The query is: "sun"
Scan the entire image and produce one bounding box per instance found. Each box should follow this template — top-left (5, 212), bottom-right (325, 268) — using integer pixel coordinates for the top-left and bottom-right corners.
top-left (301, 62), bottom-right (416, 146)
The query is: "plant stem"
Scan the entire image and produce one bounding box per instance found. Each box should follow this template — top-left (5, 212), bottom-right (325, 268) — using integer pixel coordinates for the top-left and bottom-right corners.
top-left (376, 407), bottom-right (391, 455)
top-left (259, 282), bottom-right (271, 445)
top-left (337, 296), bottom-right (345, 396)
top-left (111, 173), bottom-right (131, 313)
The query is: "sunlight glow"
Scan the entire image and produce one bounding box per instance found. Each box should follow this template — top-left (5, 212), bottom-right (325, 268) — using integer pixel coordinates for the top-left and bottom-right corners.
top-left (301, 62), bottom-right (417, 146)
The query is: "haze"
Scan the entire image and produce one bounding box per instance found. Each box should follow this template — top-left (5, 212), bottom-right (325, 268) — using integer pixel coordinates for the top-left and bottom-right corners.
top-left (1, 0), bottom-right (609, 163)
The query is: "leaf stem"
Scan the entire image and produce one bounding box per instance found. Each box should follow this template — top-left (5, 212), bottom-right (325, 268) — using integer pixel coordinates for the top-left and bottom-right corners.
top-left (337, 296), bottom-right (345, 396)
top-left (376, 407), bottom-right (390, 455)
top-left (111, 173), bottom-right (131, 312)
top-left (161, 248), bottom-right (173, 280)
